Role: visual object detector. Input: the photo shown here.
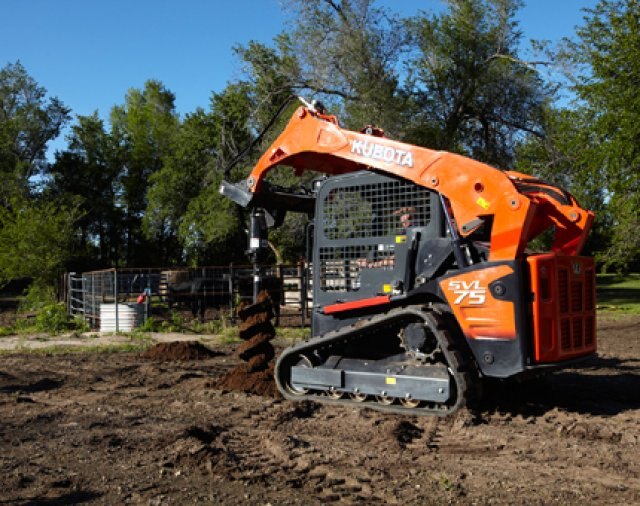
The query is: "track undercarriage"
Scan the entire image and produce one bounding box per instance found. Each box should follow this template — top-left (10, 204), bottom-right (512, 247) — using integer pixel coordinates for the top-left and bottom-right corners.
top-left (275, 306), bottom-right (477, 416)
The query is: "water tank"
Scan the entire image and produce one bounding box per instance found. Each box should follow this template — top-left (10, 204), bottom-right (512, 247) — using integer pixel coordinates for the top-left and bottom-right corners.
top-left (99, 303), bottom-right (143, 332)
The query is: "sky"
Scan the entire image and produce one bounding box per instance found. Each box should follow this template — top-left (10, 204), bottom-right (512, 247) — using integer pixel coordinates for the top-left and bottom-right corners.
top-left (2, 0), bottom-right (598, 157)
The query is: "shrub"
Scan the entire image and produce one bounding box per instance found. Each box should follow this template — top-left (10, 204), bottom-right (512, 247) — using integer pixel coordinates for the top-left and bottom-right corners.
top-left (35, 304), bottom-right (72, 334)
top-left (18, 283), bottom-right (56, 312)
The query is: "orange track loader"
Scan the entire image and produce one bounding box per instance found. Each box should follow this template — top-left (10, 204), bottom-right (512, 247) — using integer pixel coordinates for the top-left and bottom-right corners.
top-left (220, 100), bottom-right (596, 415)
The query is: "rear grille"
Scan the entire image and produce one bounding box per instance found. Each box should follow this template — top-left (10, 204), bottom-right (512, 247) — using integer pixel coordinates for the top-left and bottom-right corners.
top-left (585, 316), bottom-right (595, 346)
top-left (560, 319), bottom-right (571, 350)
top-left (571, 281), bottom-right (583, 311)
top-left (529, 254), bottom-right (596, 363)
top-left (558, 268), bottom-right (569, 312)
top-left (572, 317), bottom-right (583, 348)
top-left (557, 262), bottom-right (593, 355)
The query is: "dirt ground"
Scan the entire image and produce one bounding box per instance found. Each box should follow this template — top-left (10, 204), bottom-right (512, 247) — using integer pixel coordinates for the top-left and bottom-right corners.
top-left (1, 314), bottom-right (639, 505)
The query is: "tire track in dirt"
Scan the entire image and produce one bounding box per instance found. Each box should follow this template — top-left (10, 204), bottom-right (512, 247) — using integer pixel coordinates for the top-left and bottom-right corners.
top-left (173, 399), bottom-right (378, 502)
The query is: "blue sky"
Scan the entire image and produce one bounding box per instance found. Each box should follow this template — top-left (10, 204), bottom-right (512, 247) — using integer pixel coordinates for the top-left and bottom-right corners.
top-left (2, 0), bottom-right (598, 156)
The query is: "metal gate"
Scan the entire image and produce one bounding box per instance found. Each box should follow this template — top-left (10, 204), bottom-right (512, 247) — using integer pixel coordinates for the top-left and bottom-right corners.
top-left (67, 272), bottom-right (86, 319)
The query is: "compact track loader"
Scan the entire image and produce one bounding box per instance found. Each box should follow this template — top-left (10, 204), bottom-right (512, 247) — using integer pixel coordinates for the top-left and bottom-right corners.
top-left (220, 99), bottom-right (596, 415)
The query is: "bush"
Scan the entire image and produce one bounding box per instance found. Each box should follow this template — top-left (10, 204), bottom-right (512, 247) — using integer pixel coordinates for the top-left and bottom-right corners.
top-left (35, 304), bottom-right (73, 334)
top-left (18, 283), bottom-right (56, 312)
top-left (138, 316), bottom-right (159, 333)
top-left (72, 314), bottom-right (91, 333)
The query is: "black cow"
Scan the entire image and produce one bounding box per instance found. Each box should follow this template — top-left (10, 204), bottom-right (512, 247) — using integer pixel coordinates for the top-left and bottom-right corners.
top-left (166, 277), bottom-right (231, 322)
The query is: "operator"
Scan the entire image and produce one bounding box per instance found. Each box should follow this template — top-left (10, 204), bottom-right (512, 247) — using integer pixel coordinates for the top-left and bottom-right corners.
top-left (394, 206), bottom-right (415, 230)
top-left (356, 206), bottom-right (417, 269)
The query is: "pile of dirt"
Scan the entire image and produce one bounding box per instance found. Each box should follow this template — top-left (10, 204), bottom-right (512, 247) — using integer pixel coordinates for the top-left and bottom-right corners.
top-left (216, 291), bottom-right (280, 397)
top-left (141, 341), bottom-right (221, 361)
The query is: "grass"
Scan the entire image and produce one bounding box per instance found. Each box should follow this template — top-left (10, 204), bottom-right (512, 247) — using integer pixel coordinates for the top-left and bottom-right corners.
top-left (0, 305), bottom-right (91, 338)
top-left (136, 312), bottom-right (238, 335)
top-left (0, 342), bottom-right (151, 355)
top-left (0, 326), bottom-right (14, 337)
top-left (596, 273), bottom-right (640, 314)
top-left (276, 326), bottom-right (311, 341)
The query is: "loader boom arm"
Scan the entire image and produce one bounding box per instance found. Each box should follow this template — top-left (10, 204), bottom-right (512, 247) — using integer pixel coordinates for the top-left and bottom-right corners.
top-left (243, 106), bottom-right (593, 262)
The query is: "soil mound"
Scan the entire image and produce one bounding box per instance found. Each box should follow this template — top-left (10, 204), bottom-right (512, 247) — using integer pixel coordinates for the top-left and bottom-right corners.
top-left (142, 341), bottom-right (221, 361)
top-left (217, 362), bottom-right (279, 397)
top-left (216, 291), bottom-right (280, 398)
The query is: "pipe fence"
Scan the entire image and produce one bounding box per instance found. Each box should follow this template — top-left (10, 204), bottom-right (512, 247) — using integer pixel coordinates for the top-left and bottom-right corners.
top-left (65, 263), bottom-right (312, 331)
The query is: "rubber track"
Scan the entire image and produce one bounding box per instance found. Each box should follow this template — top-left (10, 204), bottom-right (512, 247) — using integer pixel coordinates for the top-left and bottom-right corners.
top-left (275, 305), bottom-right (473, 416)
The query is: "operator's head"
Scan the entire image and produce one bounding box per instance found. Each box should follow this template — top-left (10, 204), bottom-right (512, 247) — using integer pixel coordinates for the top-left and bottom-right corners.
top-left (395, 206), bottom-right (415, 228)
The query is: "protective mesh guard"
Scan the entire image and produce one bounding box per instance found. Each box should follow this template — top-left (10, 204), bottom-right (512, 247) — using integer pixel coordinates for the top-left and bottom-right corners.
top-left (322, 181), bottom-right (431, 239)
top-left (319, 177), bottom-right (432, 292)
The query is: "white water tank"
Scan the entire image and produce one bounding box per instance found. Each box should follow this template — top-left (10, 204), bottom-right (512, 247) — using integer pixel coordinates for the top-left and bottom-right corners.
top-left (99, 303), bottom-right (143, 332)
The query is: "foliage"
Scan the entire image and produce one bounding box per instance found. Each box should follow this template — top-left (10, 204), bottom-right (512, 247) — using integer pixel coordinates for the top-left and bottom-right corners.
top-left (110, 80), bottom-right (180, 265)
top-left (18, 282), bottom-right (56, 312)
top-left (570, 0), bottom-right (640, 271)
top-left (517, 0), bottom-right (640, 270)
top-left (0, 302), bottom-right (90, 336)
top-left (144, 84), bottom-right (253, 264)
top-left (406, 0), bottom-right (549, 167)
top-left (3, 0), bottom-right (640, 282)
top-left (280, 0), bottom-right (409, 134)
top-left (137, 316), bottom-right (159, 333)
top-left (0, 61), bottom-right (70, 195)
top-left (0, 195), bottom-right (83, 287)
top-left (515, 107), bottom-right (611, 257)
top-left (161, 311), bottom-right (187, 332)
top-left (49, 113), bottom-right (121, 268)
top-left (35, 304), bottom-right (74, 334)
top-left (0, 62), bottom-right (78, 294)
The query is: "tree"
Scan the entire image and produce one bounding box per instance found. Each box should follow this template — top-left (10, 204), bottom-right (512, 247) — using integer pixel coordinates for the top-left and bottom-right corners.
top-left (0, 62), bottom-right (78, 290)
top-left (0, 194), bottom-right (82, 288)
top-left (280, 0), bottom-right (409, 134)
top-left (109, 80), bottom-right (180, 265)
top-left (144, 83), bottom-right (254, 264)
top-left (406, 0), bottom-right (549, 167)
top-left (518, 0), bottom-right (640, 270)
top-left (49, 113), bottom-right (122, 268)
top-left (571, 0), bottom-right (640, 270)
top-left (0, 61), bottom-right (70, 198)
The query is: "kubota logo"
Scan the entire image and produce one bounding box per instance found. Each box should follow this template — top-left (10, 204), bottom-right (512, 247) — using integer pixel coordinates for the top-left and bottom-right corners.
top-left (448, 280), bottom-right (487, 305)
top-left (350, 139), bottom-right (414, 167)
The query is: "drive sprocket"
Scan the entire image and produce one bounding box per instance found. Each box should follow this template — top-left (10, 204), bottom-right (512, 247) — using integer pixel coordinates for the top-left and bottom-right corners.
top-left (398, 322), bottom-right (441, 362)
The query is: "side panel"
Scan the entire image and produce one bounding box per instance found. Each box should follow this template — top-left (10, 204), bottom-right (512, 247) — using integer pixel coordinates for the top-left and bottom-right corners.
top-left (439, 262), bottom-right (529, 378)
top-left (528, 254), bottom-right (596, 362)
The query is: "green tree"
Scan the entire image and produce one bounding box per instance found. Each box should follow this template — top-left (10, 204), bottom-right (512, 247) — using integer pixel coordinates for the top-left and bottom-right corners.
top-left (145, 84), bottom-right (254, 264)
top-left (0, 194), bottom-right (82, 288)
top-left (518, 0), bottom-right (640, 270)
top-left (516, 106), bottom-right (611, 255)
top-left (110, 80), bottom-right (180, 265)
top-left (280, 0), bottom-right (409, 134)
top-left (0, 61), bottom-right (70, 198)
top-left (406, 0), bottom-right (549, 167)
top-left (571, 0), bottom-right (640, 270)
top-left (49, 113), bottom-right (122, 268)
